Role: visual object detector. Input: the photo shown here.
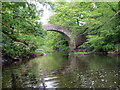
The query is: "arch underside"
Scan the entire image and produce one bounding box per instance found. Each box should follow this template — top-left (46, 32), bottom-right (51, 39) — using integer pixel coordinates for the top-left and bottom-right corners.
top-left (47, 30), bottom-right (71, 41)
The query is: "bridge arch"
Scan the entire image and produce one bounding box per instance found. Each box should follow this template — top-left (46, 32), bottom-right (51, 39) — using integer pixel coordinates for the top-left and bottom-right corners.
top-left (43, 24), bottom-right (71, 41)
top-left (43, 24), bottom-right (86, 50)
top-left (47, 30), bottom-right (71, 42)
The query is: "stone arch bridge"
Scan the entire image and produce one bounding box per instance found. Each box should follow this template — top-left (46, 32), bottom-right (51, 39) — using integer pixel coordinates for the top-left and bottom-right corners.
top-left (43, 24), bottom-right (86, 50)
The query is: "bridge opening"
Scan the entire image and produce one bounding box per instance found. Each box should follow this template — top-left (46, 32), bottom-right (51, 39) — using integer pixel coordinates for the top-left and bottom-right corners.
top-left (45, 31), bottom-right (69, 51)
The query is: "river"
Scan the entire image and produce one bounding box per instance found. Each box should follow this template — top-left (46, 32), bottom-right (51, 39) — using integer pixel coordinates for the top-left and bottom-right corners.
top-left (2, 52), bottom-right (120, 88)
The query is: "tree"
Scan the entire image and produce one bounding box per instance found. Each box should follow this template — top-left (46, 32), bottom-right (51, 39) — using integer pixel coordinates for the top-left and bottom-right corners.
top-left (1, 2), bottom-right (45, 59)
top-left (48, 2), bottom-right (120, 52)
top-left (84, 2), bottom-right (120, 52)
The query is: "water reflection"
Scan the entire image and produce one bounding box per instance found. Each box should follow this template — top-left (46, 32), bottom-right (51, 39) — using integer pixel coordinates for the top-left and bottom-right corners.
top-left (2, 53), bottom-right (119, 88)
top-left (69, 53), bottom-right (89, 72)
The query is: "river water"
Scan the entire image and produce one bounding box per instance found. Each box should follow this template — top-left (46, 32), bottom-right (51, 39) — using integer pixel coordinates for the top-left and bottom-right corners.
top-left (2, 52), bottom-right (120, 88)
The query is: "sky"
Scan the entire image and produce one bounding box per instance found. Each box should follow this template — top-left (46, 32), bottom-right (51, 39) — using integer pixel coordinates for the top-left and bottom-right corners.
top-left (29, 1), bottom-right (54, 25)
top-left (40, 6), bottom-right (54, 25)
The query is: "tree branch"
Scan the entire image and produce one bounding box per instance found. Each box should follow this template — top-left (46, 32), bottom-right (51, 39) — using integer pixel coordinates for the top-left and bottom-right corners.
top-left (0, 12), bottom-right (34, 27)
top-left (2, 30), bottom-right (29, 45)
top-left (0, 22), bottom-right (14, 31)
top-left (1, 22), bottom-right (29, 45)
top-left (107, 3), bottom-right (117, 13)
top-left (83, 10), bottom-right (120, 34)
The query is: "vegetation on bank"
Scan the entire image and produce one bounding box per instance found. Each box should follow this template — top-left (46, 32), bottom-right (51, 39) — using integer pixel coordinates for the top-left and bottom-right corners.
top-left (48, 2), bottom-right (120, 53)
top-left (1, 2), bottom-right (46, 60)
top-left (74, 52), bottom-right (90, 56)
top-left (1, 1), bottom-right (120, 62)
top-left (74, 52), bottom-right (90, 54)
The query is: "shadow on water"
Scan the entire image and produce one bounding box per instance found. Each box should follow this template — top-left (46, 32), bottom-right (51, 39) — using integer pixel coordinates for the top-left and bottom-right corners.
top-left (2, 52), bottom-right (120, 88)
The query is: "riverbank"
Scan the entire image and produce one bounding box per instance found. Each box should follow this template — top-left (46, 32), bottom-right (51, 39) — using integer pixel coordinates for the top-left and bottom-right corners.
top-left (2, 52), bottom-right (45, 66)
top-left (74, 50), bottom-right (120, 55)
top-left (74, 52), bottom-right (91, 55)
top-left (2, 49), bottom-right (120, 66)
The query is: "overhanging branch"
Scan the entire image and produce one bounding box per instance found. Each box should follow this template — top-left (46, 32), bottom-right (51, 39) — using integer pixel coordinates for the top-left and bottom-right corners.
top-left (1, 22), bottom-right (29, 45)
top-left (2, 30), bottom-right (29, 45)
top-left (0, 22), bottom-right (14, 31)
top-left (107, 3), bottom-right (117, 13)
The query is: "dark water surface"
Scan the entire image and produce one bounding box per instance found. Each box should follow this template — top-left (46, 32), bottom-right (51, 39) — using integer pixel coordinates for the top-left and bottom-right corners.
top-left (2, 52), bottom-right (120, 88)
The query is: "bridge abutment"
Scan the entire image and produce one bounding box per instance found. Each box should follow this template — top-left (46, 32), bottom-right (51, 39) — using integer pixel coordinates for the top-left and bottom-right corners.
top-left (69, 42), bottom-right (76, 50)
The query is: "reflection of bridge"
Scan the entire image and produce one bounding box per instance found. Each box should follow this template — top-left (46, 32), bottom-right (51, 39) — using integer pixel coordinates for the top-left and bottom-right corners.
top-left (43, 24), bottom-right (86, 50)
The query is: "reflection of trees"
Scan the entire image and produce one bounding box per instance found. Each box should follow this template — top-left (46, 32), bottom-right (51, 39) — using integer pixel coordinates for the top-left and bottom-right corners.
top-left (76, 54), bottom-right (119, 70)
top-left (9, 64), bottom-right (48, 88)
top-left (3, 54), bottom-right (119, 88)
top-left (11, 72), bottom-right (16, 88)
top-left (57, 53), bottom-right (119, 88)
top-left (2, 62), bottom-right (40, 88)
top-left (57, 53), bottom-right (90, 88)
top-left (68, 52), bottom-right (89, 72)
top-left (10, 71), bottom-right (39, 88)
top-left (52, 53), bottom-right (88, 75)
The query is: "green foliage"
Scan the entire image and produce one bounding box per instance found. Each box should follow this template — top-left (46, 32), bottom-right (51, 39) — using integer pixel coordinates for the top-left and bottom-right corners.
top-left (48, 2), bottom-right (120, 52)
top-left (2, 2), bottom-right (45, 58)
top-left (2, 2), bottom-right (120, 58)
top-left (48, 2), bottom-right (98, 50)
top-left (44, 32), bottom-right (69, 51)
top-left (84, 2), bottom-right (120, 51)
top-left (74, 52), bottom-right (89, 54)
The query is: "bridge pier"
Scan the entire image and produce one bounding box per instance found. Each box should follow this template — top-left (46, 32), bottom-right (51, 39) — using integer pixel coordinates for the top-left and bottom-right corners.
top-left (69, 40), bottom-right (76, 50)
top-left (69, 34), bottom-right (86, 50)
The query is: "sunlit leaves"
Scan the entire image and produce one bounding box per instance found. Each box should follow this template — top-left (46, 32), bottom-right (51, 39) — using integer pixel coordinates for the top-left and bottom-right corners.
top-left (47, 2), bottom-right (119, 52)
top-left (44, 32), bottom-right (69, 50)
top-left (2, 2), bottom-right (44, 58)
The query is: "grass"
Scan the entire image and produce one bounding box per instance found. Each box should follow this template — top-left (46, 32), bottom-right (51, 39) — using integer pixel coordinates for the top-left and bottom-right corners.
top-left (34, 50), bottom-right (43, 53)
top-left (74, 52), bottom-right (89, 54)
